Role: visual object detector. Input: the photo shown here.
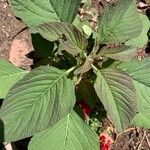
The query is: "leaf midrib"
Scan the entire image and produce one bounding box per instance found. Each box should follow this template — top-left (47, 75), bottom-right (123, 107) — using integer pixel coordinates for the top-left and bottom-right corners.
top-left (23, 70), bottom-right (67, 113)
top-left (63, 114), bottom-right (70, 150)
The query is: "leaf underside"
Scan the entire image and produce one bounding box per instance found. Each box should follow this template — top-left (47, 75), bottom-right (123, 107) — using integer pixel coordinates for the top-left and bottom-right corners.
top-left (31, 22), bottom-right (87, 56)
top-left (99, 45), bottom-right (136, 61)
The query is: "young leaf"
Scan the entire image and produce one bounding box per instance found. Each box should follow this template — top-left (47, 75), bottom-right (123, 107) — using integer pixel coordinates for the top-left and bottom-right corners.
top-left (0, 59), bottom-right (28, 98)
top-left (99, 45), bottom-right (136, 61)
top-left (98, 0), bottom-right (142, 44)
top-left (10, 0), bottom-right (80, 27)
top-left (126, 14), bottom-right (150, 48)
top-left (94, 68), bottom-right (137, 132)
top-left (117, 58), bottom-right (150, 128)
top-left (0, 66), bottom-right (76, 142)
top-left (28, 111), bottom-right (100, 150)
top-left (31, 22), bottom-right (87, 56)
top-left (82, 25), bottom-right (93, 36)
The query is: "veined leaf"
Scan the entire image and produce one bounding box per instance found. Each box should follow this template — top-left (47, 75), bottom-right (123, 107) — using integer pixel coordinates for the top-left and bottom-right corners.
top-left (117, 58), bottom-right (150, 128)
top-left (0, 59), bottom-right (28, 98)
top-left (117, 58), bottom-right (150, 85)
top-left (133, 112), bottom-right (150, 128)
top-left (0, 66), bottom-right (76, 142)
top-left (82, 25), bottom-right (93, 36)
top-left (126, 14), bottom-right (150, 48)
top-left (81, 0), bottom-right (92, 9)
top-left (10, 0), bottom-right (80, 27)
top-left (98, 0), bottom-right (142, 44)
top-left (28, 111), bottom-right (99, 150)
top-left (31, 22), bottom-right (87, 56)
top-left (94, 68), bottom-right (137, 132)
top-left (99, 45), bottom-right (136, 61)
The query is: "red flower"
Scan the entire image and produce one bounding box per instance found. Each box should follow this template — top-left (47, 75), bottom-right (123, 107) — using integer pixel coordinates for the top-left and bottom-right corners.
top-left (77, 99), bottom-right (92, 120)
top-left (100, 132), bottom-right (113, 150)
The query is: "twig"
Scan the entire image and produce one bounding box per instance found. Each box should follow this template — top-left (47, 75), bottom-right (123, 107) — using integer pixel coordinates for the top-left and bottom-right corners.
top-left (4, 142), bottom-right (13, 150)
top-left (123, 129), bottom-right (137, 150)
top-left (10, 27), bottom-right (28, 40)
top-left (137, 130), bottom-right (147, 150)
top-left (123, 127), bottom-right (137, 134)
top-left (146, 135), bottom-right (150, 148)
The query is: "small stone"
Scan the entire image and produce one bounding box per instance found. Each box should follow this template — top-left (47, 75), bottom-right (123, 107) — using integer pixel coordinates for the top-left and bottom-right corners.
top-left (9, 38), bottom-right (32, 68)
top-left (137, 2), bottom-right (147, 8)
top-left (3, 3), bottom-right (7, 9)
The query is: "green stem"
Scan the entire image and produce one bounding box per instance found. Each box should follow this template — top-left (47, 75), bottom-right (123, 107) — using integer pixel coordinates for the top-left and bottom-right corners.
top-left (91, 64), bottom-right (98, 72)
top-left (65, 66), bottom-right (76, 75)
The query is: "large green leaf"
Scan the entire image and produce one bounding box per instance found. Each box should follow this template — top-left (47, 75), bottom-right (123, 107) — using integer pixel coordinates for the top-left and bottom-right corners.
top-left (0, 66), bottom-right (76, 142)
top-left (126, 14), bottom-right (150, 48)
top-left (117, 58), bottom-right (150, 128)
top-left (133, 112), bottom-right (150, 128)
top-left (94, 68), bottom-right (137, 132)
top-left (0, 59), bottom-right (28, 98)
top-left (28, 111), bottom-right (99, 150)
top-left (99, 45), bottom-right (136, 61)
top-left (98, 0), bottom-right (142, 44)
top-left (31, 22), bottom-right (87, 56)
top-left (10, 0), bottom-right (80, 27)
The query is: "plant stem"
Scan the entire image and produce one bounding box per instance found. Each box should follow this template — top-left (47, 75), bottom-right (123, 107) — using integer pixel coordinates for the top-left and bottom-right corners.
top-left (65, 66), bottom-right (76, 75)
top-left (91, 64), bottom-right (98, 72)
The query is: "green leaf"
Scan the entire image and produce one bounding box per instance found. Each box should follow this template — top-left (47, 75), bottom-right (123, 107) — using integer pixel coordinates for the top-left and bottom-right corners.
top-left (0, 66), bottom-right (76, 142)
top-left (126, 14), bottom-right (150, 48)
top-left (73, 15), bottom-right (91, 31)
top-left (98, 0), bottom-right (142, 44)
top-left (28, 111), bottom-right (99, 150)
top-left (117, 58), bottom-right (150, 85)
top-left (117, 58), bottom-right (150, 128)
top-left (94, 68), bottom-right (137, 132)
top-left (11, 0), bottom-right (80, 27)
top-left (99, 45), bottom-right (136, 61)
top-left (81, 0), bottom-right (92, 9)
top-left (31, 22), bottom-right (87, 56)
top-left (133, 113), bottom-right (150, 128)
top-left (0, 59), bottom-right (28, 98)
top-left (82, 25), bottom-right (93, 36)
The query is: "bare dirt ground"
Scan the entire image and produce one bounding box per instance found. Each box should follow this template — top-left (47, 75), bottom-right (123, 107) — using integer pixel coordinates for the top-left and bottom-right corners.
top-left (0, 0), bottom-right (32, 70)
top-left (0, 0), bottom-right (150, 150)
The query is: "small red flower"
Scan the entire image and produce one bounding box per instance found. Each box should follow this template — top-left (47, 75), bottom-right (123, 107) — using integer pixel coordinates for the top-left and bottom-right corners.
top-left (100, 132), bottom-right (113, 150)
top-left (77, 99), bottom-right (92, 120)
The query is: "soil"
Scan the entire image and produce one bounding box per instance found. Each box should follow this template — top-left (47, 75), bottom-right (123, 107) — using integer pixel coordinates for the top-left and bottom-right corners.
top-left (0, 0), bottom-right (150, 150)
top-left (0, 0), bottom-right (32, 70)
